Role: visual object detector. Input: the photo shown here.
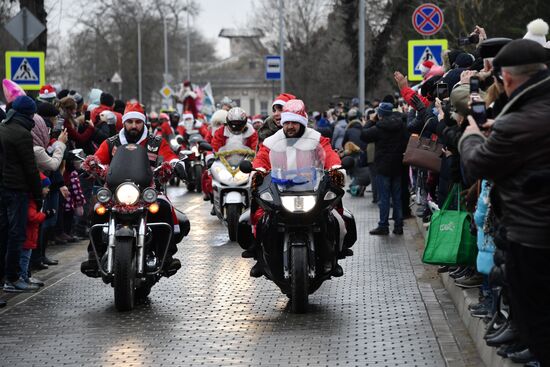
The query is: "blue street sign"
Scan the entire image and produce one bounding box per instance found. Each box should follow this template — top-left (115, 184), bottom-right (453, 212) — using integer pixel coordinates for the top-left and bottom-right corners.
top-left (408, 39), bottom-right (448, 81)
top-left (265, 55), bottom-right (281, 81)
top-left (412, 3), bottom-right (444, 36)
top-left (5, 51), bottom-right (45, 90)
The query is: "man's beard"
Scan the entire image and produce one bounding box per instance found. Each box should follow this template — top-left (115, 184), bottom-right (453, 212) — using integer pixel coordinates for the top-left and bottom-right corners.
top-left (125, 128), bottom-right (143, 143)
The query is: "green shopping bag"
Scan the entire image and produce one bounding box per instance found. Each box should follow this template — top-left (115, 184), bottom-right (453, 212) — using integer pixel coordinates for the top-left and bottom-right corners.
top-left (422, 184), bottom-right (477, 266)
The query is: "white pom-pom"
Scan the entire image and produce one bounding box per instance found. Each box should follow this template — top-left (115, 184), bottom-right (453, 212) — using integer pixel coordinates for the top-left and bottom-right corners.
top-left (527, 19), bottom-right (549, 36)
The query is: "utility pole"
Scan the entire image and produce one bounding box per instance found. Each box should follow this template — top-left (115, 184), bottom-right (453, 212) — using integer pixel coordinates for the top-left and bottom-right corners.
top-left (279, 0), bottom-right (285, 93)
top-left (358, 0), bottom-right (366, 116)
top-left (137, 20), bottom-right (142, 102)
top-left (186, 8), bottom-right (191, 81)
top-left (164, 17), bottom-right (169, 81)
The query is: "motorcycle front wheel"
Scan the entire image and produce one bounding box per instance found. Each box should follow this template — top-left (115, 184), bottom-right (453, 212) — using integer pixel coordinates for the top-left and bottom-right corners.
top-left (194, 165), bottom-right (203, 193)
top-left (113, 238), bottom-right (136, 311)
top-left (226, 203), bottom-right (241, 242)
top-left (290, 246), bottom-right (309, 313)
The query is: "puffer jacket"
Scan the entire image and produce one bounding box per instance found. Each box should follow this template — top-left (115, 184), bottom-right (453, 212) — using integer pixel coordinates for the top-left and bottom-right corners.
top-left (459, 70), bottom-right (550, 248)
top-left (474, 180), bottom-right (495, 274)
top-left (361, 113), bottom-right (407, 177)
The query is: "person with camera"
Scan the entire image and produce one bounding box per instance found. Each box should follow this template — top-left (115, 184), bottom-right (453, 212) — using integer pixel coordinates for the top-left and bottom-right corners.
top-left (458, 39), bottom-right (550, 365)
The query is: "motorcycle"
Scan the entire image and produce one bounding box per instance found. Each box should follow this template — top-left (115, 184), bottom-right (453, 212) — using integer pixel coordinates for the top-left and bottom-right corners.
top-left (238, 137), bottom-right (356, 313)
top-left (210, 144), bottom-right (255, 241)
top-left (169, 134), bottom-right (211, 192)
top-left (81, 144), bottom-right (190, 311)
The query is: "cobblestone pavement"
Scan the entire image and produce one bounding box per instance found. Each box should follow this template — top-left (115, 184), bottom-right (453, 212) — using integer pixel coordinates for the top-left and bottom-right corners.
top-left (0, 187), bottom-right (482, 367)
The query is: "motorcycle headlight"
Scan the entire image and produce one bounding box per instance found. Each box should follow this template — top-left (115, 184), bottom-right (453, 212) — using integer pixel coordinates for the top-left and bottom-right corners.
top-left (142, 187), bottom-right (157, 203)
top-left (281, 195), bottom-right (316, 213)
top-left (96, 188), bottom-right (112, 204)
top-left (115, 183), bottom-right (140, 205)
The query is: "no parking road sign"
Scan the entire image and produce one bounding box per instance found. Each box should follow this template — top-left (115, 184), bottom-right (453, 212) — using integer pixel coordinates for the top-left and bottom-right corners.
top-left (5, 51), bottom-right (45, 90)
top-left (412, 3), bottom-right (444, 36)
top-left (408, 39), bottom-right (448, 81)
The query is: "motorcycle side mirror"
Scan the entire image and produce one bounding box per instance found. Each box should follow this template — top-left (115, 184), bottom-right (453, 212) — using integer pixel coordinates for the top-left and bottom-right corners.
top-left (340, 156), bottom-right (355, 170)
top-left (199, 141), bottom-right (212, 151)
top-left (239, 160), bottom-right (254, 174)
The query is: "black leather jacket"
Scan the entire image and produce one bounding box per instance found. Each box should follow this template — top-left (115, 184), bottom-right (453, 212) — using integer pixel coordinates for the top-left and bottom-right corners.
top-left (459, 70), bottom-right (550, 248)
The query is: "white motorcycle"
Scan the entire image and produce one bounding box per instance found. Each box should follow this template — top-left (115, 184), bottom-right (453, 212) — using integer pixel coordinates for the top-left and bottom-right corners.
top-left (209, 145), bottom-right (255, 241)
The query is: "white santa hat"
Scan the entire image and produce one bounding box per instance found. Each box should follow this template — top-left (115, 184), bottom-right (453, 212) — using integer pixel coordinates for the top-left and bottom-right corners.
top-left (419, 60), bottom-right (435, 75)
top-left (523, 19), bottom-right (549, 47)
top-left (281, 99), bottom-right (308, 127)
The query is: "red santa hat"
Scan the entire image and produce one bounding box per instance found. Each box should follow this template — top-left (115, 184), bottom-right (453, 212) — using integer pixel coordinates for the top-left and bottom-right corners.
top-left (281, 99), bottom-right (308, 127)
top-left (122, 102), bottom-right (146, 123)
top-left (272, 93), bottom-right (296, 108)
top-left (419, 60), bottom-right (435, 75)
top-left (39, 84), bottom-right (57, 99)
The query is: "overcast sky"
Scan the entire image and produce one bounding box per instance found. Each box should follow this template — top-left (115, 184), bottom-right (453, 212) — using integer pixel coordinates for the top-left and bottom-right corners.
top-left (45, 0), bottom-right (256, 59)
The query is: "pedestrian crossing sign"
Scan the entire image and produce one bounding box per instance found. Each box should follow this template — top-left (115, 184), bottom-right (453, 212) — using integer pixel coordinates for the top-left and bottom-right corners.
top-left (407, 40), bottom-right (448, 81)
top-left (5, 51), bottom-right (46, 90)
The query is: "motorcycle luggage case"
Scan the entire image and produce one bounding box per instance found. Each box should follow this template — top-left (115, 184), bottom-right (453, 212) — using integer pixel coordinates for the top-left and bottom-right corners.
top-left (173, 210), bottom-right (190, 245)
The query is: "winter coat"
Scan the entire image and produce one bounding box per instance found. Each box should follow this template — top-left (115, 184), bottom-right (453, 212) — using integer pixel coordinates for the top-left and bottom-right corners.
top-left (24, 198), bottom-right (46, 250)
top-left (459, 70), bottom-right (550, 248)
top-left (63, 170), bottom-right (86, 212)
top-left (361, 113), bottom-right (407, 177)
top-left (0, 112), bottom-right (42, 201)
top-left (474, 180), bottom-right (495, 275)
top-left (254, 128), bottom-right (341, 171)
top-left (257, 115), bottom-right (280, 147)
top-left (31, 114), bottom-right (66, 172)
top-left (331, 119), bottom-right (348, 150)
top-left (211, 124), bottom-right (258, 152)
top-left (343, 120), bottom-right (366, 150)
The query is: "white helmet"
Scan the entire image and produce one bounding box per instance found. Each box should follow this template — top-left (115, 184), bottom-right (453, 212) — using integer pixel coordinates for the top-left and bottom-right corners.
top-left (226, 107), bottom-right (248, 134)
top-left (99, 110), bottom-right (116, 125)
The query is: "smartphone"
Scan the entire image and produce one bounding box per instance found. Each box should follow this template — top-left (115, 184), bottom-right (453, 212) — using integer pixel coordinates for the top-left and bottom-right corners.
top-left (470, 76), bottom-right (480, 94)
top-left (84, 110), bottom-right (91, 122)
top-left (471, 101), bottom-right (487, 127)
top-left (436, 83), bottom-right (448, 99)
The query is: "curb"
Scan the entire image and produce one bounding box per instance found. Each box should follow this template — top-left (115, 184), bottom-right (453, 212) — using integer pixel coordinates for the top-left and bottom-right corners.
top-left (414, 213), bottom-right (521, 367)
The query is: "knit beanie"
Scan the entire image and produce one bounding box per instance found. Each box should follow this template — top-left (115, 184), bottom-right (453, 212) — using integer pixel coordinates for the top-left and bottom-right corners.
top-left (12, 95), bottom-right (37, 116)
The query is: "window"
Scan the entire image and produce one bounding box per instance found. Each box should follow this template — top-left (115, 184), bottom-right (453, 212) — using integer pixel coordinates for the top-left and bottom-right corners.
top-left (260, 101), bottom-right (268, 115)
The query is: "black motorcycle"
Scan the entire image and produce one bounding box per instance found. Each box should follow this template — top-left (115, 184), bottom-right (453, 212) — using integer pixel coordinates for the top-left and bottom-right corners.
top-left (239, 137), bottom-right (357, 313)
top-left (84, 144), bottom-right (189, 311)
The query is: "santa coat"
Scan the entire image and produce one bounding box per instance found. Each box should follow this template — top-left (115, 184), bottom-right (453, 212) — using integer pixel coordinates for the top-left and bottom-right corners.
top-left (90, 105), bottom-right (124, 132)
top-left (253, 128), bottom-right (341, 171)
top-left (94, 128), bottom-right (178, 165)
top-left (211, 124), bottom-right (258, 152)
top-left (24, 199), bottom-right (46, 250)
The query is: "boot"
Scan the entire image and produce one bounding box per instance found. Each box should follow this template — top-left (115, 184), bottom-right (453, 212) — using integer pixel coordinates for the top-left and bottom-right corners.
top-left (249, 262), bottom-right (263, 278)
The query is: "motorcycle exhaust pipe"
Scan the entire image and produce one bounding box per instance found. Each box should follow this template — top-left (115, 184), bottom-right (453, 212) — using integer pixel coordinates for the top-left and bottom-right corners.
top-left (136, 216), bottom-right (146, 274)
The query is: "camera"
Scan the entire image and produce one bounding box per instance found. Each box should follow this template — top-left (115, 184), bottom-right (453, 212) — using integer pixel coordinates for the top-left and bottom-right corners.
top-left (470, 76), bottom-right (480, 94)
top-left (471, 100), bottom-right (487, 127)
top-left (458, 33), bottom-right (480, 46)
top-left (436, 82), bottom-right (449, 99)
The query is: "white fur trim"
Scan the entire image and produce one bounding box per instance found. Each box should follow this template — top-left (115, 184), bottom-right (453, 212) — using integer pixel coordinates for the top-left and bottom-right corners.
top-left (281, 112), bottom-right (308, 127)
top-left (182, 113), bottom-right (194, 121)
top-left (118, 127), bottom-right (148, 145)
top-left (122, 111), bottom-right (146, 123)
top-left (263, 127), bottom-right (321, 151)
top-left (39, 91), bottom-right (56, 99)
top-left (272, 99), bottom-right (286, 107)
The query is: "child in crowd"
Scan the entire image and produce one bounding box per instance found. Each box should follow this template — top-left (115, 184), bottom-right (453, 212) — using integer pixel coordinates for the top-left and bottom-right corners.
top-left (20, 174), bottom-right (56, 288)
top-left (61, 156), bottom-right (86, 240)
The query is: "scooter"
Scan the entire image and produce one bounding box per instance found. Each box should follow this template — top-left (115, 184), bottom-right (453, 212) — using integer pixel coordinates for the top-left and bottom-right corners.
top-left (209, 144), bottom-right (255, 241)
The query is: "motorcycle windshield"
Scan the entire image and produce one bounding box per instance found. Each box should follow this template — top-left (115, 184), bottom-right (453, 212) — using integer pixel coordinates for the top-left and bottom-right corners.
top-left (268, 137), bottom-right (325, 192)
top-left (106, 144), bottom-right (153, 189)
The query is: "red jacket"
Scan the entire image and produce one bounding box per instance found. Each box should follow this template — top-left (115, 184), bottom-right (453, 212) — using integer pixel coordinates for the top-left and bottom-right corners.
top-left (253, 128), bottom-right (341, 171)
top-left (211, 125), bottom-right (258, 152)
top-left (24, 199), bottom-right (46, 250)
top-left (64, 118), bottom-right (95, 144)
top-left (400, 86), bottom-right (430, 110)
top-left (94, 130), bottom-right (178, 165)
